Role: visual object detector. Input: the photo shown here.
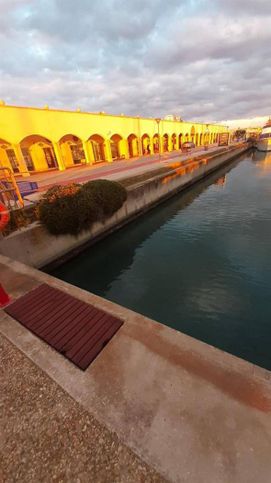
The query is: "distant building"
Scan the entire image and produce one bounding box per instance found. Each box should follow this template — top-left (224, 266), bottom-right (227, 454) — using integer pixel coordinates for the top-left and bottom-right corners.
top-left (0, 103), bottom-right (226, 175)
top-left (245, 127), bottom-right (261, 138)
top-left (164, 115), bottom-right (183, 122)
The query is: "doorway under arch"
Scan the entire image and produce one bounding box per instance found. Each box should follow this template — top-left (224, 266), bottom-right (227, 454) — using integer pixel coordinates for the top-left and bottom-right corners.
top-left (0, 138), bottom-right (20, 173)
top-left (141, 133), bottom-right (151, 155)
top-left (20, 135), bottom-right (58, 171)
top-left (163, 134), bottom-right (169, 152)
top-left (59, 134), bottom-right (85, 167)
top-left (171, 133), bottom-right (177, 150)
top-left (153, 134), bottom-right (160, 153)
top-left (110, 134), bottom-right (123, 160)
top-left (89, 134), bottom-right (105, 163)
top-left (190, 126), bottom-right (195, 144)
top-left (127, 134), bottom-right (139, 158)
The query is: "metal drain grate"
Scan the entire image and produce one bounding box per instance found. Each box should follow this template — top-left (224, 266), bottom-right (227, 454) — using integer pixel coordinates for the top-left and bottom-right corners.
top-left (5, 283), bottom-right (123, 370)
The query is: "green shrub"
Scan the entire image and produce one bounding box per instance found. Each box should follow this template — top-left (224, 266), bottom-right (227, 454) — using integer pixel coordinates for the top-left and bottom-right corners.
top-left (39, 184), bottom-right (83, 236)
top-left (42, 184), bottom-right (81, 202)
top-left (81, 179), bottom-right (127, 217)
top-left (76, 188), bottom-right (101, 233)
top-left (38, 180), bottom-right (127, 236)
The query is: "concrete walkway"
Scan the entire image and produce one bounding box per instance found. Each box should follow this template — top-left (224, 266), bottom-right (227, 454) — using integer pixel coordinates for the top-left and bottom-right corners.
top-left (1, 254), bottom-right (271, 483)
top-left (0, 333), bottom-right (164, 483)
top-left (19, 145), bottom-right (225, 192)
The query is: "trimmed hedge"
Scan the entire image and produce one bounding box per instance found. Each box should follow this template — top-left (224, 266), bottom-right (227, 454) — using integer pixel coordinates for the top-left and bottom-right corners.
top-left (81, 179), bottom-right (127, 216)
top-left (38, 180), bottom-right (127, 236)
top-left (39, 184), bottom-right (82, 235)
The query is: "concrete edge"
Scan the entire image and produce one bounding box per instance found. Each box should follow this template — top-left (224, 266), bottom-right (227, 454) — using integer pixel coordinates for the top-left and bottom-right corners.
top-left (1, 253), bottom-right (270, 385)
top-left (1, 253), bottom-right (271, 481)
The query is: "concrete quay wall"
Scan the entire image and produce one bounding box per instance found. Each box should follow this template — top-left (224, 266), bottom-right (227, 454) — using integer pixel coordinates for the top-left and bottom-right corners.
top-left (0, 143), bottom-right (249, 268)
top-left (1, 253), bottom-right (271, 483)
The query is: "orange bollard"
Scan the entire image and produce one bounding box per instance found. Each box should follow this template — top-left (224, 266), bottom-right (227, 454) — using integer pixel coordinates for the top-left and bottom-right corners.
top-left (0, 284), bottom-right (10, 307)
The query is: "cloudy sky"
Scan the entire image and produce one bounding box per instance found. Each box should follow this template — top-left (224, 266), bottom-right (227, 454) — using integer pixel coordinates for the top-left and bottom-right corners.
top-left (1, 0), bottom-right (270, 124)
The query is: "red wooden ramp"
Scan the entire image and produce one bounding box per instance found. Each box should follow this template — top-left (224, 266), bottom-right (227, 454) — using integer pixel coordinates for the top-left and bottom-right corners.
top-left (5, 283), bottom-right (123, 370)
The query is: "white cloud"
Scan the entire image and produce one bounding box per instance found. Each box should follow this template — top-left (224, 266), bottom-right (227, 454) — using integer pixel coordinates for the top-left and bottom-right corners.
top-left (0, 0), bottom-right (270, 123)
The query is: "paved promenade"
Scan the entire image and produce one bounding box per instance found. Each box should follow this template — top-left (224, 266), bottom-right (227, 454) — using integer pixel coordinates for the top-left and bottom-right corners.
top-left (1, 254), bottom-right (271, 483)
top-left (0, 333), bottom-right (164, 483)
top-left (18, 145), bottom-right (224, 192)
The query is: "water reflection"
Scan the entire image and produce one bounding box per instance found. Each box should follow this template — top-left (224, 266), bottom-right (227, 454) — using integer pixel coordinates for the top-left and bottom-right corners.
top-left (52, 150), bottom-right (271, 370)
top-left (214, 175), bottom-right (226, 187)
top-left (252, 149), bottom-right (271, 171)
top-left (53, 158), bottom-right (240, 295)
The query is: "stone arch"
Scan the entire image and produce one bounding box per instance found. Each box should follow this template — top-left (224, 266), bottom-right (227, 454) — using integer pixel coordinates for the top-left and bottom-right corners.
top-left (153, 133), bottom-right (160, 153)
top-left (141, 133), bottom-right (151, 155)
top-left (171, 133), bottom-right (177, 150)
top-left (0, 138), bottom-right (20, 173)
top-left (163, 133), bottom-right (169, 152)
top-left (204, 131), bottom-right (210, 144)
top-left (59, 134), bottom-right (85, 167)
top-left (20, 134), bottom-right (58, 171)
top-left (190, 126), bottom-right (195, 144)
top-left (178, 133), bottom-right (183, 148)
top-left (110, 134), bottom-right (123, 159)
top-left (88, 134), bottom-right (105, 163)
top-left (185, 133), bottom-right (189, 142)
top-left (195, 133), bottom-right (199, 146)
top-left (127, 134), bottom-right (139, 158)
top-left (199, 133), bottom-right (203, 145)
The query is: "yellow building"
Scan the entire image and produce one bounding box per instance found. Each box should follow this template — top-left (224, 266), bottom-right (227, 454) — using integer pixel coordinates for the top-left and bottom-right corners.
top-left (0, 102), bottom-right (227, 176)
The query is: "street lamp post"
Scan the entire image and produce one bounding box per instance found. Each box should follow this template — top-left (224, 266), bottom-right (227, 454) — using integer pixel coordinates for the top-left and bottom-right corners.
top-left (155, 118), bottom-right (161, 161)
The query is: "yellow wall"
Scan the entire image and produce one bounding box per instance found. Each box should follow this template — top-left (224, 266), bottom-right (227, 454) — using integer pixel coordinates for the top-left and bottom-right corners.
top-left (29, 145), bottom-right (46, 171)
top-left (0, 104), bottom-right (228, 175)
top-left (0, 146), bottom-right (12, 170)
top-left (60, 143), bottom-right (74, 167)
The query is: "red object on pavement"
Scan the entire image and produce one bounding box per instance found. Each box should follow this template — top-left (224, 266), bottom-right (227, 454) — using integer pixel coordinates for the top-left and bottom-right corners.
top-left (0, 284), bottom-right (10, 307)
top-left (0, 202), bottom-right (10, 231)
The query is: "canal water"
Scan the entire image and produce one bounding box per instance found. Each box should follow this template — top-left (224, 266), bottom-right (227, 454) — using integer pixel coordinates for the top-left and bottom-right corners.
top-left (52, 150), bottom-right (271, 370)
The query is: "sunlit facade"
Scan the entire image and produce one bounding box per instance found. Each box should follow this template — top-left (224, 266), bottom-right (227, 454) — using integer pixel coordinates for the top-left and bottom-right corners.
top-left (0, 103), bottom-right (227, 176)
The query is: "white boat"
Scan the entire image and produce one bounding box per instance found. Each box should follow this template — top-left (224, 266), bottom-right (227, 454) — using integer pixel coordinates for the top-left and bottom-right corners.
top-left (257, 119), bottom-right (271, 152)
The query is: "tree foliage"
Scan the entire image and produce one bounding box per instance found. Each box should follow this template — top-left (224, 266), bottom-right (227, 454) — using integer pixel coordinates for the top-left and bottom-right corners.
top-left (39, 180), bottom-right (127, 236)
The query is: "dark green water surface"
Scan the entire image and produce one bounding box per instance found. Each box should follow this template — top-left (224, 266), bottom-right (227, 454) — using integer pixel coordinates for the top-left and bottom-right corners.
top-left (52, 150), bottom-right (271, 370)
